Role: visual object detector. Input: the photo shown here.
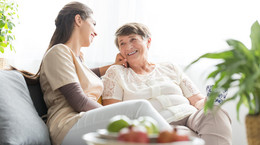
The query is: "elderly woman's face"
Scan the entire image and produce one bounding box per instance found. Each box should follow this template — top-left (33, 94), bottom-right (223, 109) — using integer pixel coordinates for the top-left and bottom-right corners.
top-left (118, 34), bottom-right (150, 64)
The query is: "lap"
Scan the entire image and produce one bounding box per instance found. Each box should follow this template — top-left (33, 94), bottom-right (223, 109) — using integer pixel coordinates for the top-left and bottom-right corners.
top-left (62, 100), bottom-right (172, 145)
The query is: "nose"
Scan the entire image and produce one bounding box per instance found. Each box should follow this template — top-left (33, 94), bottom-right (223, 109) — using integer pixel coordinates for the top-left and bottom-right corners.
top-left (125, 42), bottom-right (133, 49)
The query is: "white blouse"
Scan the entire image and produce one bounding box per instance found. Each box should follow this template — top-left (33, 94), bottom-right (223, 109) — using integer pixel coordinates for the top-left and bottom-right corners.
top-left (102, 62), bottom-right (200, 122)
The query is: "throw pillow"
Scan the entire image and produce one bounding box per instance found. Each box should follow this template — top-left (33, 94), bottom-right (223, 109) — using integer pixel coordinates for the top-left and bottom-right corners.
top-left (0, 70), bottom-right (51, 145)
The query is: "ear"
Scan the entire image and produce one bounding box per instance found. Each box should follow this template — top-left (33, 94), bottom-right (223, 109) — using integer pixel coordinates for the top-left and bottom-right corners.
top-left (74, 14), bottom-right (82, 27)
top-left (147, 37), bottom-right (152, 49)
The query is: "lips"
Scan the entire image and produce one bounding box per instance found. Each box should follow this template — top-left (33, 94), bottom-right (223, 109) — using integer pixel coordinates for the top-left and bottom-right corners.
top-left (127, 50), bottom-right (138, 56)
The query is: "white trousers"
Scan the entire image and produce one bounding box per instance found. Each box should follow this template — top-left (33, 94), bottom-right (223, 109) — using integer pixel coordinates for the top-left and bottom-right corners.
top-left (61, 100), bottom-right (172, 145)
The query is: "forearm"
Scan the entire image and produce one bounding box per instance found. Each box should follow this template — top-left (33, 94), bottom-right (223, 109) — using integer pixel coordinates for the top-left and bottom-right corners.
top-left (92, 53), bottom-right (128, 77)
top-left (91, 65), bottom-right (112, 77)
top-left (59, 82), bottom-right (102, 112)
top-left (91, 68), bottom-right (101, 77)
top-left (99, 65), bottom-right (112, 76)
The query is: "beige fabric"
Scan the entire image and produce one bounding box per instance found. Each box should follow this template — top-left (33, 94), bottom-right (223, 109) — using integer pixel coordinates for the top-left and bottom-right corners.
top-left (102, 63), bottom-right (200, 122)
top-left (171, 107), bottom-right (232, 145)
top-left (186, 107), bottom-right (232, 145)
top-left (40, 44), bottom-right (103, 145)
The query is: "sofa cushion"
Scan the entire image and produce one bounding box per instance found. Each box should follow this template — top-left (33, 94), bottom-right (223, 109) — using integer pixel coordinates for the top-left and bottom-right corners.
top-left (0, 70), bottom-right (51, 145)
top-left (27, 81), bottom-right (48, 120)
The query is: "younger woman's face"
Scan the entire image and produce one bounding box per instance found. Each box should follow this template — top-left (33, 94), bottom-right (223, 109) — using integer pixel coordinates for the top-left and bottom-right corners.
top-left (80, 15), bottom-right (97, 47)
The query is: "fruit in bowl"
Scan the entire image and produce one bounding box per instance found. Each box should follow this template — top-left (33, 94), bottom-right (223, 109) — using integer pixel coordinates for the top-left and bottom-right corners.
top-left (118, 125), bottom-right (149, 143)
top-left (107, 115), bottom-right (131, 133)
top-left (104, 115), bottom-right (193, 144)
top-left (137, 116), bottom-right (159, 135)
top-left (157, 128), bottom-right (189, 143)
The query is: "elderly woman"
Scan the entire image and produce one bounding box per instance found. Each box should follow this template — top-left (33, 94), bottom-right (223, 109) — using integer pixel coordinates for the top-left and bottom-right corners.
top-left (102, 22), bottom-right (232, 145)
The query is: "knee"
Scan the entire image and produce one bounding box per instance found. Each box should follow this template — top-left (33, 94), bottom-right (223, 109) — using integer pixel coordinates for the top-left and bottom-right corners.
top-left (203, 107), bottom-right (232, 134)
top-left (123, 99), bottom-right (151, 107)
top-left (134, 99), bottom-right (151, 107)
top-left (200, 108), bottom-right (232, 144)
top-left (208, 107), bottom-right (231, 124)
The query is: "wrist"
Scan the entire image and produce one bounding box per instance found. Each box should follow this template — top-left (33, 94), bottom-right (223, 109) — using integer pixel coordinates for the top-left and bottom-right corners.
top-left (195, 99), bottom-right (205, 110)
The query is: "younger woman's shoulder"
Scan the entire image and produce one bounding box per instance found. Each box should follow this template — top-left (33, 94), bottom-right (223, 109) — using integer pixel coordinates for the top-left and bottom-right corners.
top-left (43, 44), bottom-right (72, 60)
top-left (42, 44), bottom-right (74, 64)
top-left (47, 44), bottom-right (71, 54)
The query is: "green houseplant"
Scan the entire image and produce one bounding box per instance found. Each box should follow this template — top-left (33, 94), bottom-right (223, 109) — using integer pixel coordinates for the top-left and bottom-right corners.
top-left (0, 0), bottom-right (18, 69)
top-left (0, 0), bottom-right (18, 53)
top-left (187, 21), bottom-right (260, 145)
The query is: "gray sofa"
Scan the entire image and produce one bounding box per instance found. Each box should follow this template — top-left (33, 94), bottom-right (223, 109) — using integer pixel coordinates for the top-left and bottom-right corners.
top-left (0, 70), bottom-right (51, 145)
top-left (1, 70), bottom-right (214, 145)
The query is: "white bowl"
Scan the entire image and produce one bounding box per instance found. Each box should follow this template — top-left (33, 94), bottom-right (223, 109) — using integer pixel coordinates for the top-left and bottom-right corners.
top-left (82, 132), bottom-right (205, 145)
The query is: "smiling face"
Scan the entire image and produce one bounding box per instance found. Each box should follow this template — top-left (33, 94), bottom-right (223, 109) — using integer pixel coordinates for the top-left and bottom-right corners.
top-left (118, 34), bottom-right (151, 65)
top-left (79, 15), bottom-right (97, 47)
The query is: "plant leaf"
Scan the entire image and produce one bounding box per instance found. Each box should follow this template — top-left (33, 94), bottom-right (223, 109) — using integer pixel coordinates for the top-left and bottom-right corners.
top-left (0, 46), bottom-right (4, 53)
top-left (185, 50), bottom-right (233, 70)
top-left (0, 42), bottom-right (7, 47)
top-left (250, 21), bottom-right (260, 53)
top-left (0, 19), bottom-right (5, 28)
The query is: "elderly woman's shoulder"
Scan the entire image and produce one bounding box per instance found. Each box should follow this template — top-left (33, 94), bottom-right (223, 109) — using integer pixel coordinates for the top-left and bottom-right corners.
top-left (157, 62), bottom-right (183, 73)
top-left (157, 62), bottom-right (179, 69)
top-left (107, 64), bottom-right (125, 73)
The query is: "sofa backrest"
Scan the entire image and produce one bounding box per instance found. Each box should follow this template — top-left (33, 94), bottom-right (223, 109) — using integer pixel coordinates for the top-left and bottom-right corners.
top-left (27, 79), bottom-right (48, 120)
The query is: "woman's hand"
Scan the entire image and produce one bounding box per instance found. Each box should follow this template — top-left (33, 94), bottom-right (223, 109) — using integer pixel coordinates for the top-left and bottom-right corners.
top-left (114, 53), bottom-right (128, 68)
top-left (188, 93), bottom-right (206, 110)
top-left (98, 53), bottom-right (128, 76)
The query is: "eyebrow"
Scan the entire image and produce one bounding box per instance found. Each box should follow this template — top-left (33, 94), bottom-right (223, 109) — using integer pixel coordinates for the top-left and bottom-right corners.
top-left (119, 39), bottom-right (124, 43)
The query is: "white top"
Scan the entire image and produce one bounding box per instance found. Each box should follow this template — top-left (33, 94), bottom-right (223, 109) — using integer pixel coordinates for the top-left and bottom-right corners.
top-left (40, 44), bottom-right (103, 145)
top-left (102, 62), bottom-right (199, 123)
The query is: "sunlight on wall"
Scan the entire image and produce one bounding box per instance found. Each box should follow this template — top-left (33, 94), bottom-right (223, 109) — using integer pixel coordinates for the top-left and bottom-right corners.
top-left (8, 1), bottom-right (260, 145)
top-left (145, 0), bottom-right (260, 64)
top-left (11, 0), bottom-right (260, 73)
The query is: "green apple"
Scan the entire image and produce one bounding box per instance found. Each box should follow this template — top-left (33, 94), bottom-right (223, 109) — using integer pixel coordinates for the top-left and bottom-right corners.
top-left (107, 115), bottom-right (131, 133)
top-left (137, 116), bottom-right (159, 135)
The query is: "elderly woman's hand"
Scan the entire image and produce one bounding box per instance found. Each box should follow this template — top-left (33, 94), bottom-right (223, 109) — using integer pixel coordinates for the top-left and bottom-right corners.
top-left (188, 93), bottom-right (206, 110)
top-left (114, 53), bottom-right (128, 68)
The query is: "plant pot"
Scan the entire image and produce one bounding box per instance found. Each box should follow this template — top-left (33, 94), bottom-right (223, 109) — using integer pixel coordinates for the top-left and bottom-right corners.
top-left (245, 114), bottom-right (260, 145)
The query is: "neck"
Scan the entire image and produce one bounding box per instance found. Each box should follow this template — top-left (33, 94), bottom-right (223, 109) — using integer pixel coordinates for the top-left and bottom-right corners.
top-left (65, 39), bottom-right (81, 57)
top-left (129, 60), bottom-right (154, 75)
top-left (64, 29), bottom-right (82, 57)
